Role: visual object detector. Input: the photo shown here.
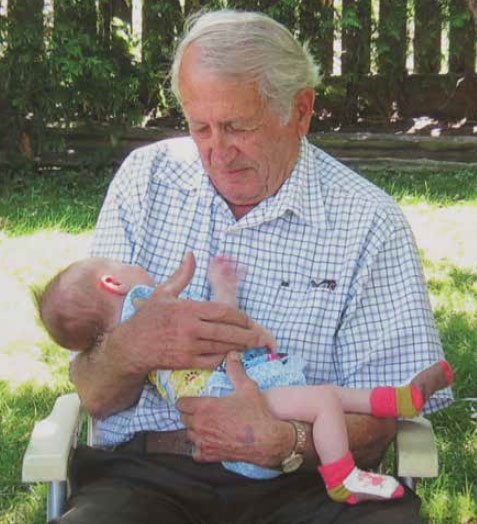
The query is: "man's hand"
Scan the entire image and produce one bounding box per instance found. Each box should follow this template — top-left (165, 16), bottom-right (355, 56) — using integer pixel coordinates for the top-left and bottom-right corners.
top-left (112, 252), bottom-right (269, 375)
top-left (71, 253), bottom-right (270, 418)
top-left (177, 351), bottom-right (295, 467)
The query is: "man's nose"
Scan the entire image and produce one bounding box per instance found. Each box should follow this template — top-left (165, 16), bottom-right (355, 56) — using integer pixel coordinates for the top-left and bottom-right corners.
top-left (209, 130), bottom-right (238, 167)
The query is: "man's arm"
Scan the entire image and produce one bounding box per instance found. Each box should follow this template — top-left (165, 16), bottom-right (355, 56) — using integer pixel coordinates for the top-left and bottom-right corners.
top-left (70, 330), bottom-right (147, 418)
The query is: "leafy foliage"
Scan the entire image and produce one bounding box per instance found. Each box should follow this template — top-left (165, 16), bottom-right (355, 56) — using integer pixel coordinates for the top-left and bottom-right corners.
top-left (0, 0), bottom-right (475, 157)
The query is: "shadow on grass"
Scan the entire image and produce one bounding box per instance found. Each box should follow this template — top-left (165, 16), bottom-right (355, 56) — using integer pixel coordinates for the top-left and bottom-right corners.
top-left (434, 310), bottom-right (477, 398)
top-left (362, 169), bottom-right (477, 205)
top-left (0, 168), bottom-right (113, 236)
top-left (403, 258), bottom-right (476, 522)
top-left (420, 401), bottom-right (477, 524)
top-left (424, 259), bottom-right (477, 398)
top-left (429, 266), bottom-right (477, 300)
top-left (422, 297), bottom-right (477, 521)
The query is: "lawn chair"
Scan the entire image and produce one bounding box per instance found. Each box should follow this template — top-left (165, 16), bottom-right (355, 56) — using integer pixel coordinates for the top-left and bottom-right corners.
top-left (22, 393), bottom-right (439, 522)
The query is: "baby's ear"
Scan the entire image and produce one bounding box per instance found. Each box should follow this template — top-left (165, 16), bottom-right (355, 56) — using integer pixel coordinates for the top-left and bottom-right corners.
top-left (100, 275), bottom-right (129, 296)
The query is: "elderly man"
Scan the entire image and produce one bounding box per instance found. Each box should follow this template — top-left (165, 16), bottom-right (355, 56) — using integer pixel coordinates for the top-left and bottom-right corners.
top-left (60, 9), bottom-right (451, 524)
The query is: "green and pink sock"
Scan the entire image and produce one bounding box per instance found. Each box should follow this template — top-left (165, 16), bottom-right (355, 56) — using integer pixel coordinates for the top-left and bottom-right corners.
top-left (319, 452), bottom-right (404, 504)
top-left (370, 360), bottom-right (453, 418)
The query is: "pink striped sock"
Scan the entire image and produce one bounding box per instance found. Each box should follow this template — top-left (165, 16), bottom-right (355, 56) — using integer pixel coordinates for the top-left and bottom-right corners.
top-left (370, 386), bottom-right (398, 417)
top-left (318, 452), bottom-right (355, 489)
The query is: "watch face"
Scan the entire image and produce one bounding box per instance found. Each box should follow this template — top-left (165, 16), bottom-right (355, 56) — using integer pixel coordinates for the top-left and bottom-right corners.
top-left (281, 453), bottom-right (304, 473)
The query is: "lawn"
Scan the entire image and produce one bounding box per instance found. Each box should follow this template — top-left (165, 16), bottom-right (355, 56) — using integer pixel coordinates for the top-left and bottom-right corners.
top-left (0, 165), bottom-right (476, 524)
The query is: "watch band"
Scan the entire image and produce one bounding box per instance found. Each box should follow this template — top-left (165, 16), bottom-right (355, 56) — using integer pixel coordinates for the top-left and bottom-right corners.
top-left (280, 420), bottom-right (307, 473)
top-left (290, 420), bottom-right (307, 453)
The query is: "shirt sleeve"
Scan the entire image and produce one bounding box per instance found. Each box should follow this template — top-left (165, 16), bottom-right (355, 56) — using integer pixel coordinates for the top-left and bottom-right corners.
top-left (89, 149), bottom-right (148, 263)
top-left (335, 212), bottom-right (453, 414)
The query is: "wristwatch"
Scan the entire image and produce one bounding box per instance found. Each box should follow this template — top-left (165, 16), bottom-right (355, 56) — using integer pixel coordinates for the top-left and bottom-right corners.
top-left (280, 420), bottom-right (307, 473)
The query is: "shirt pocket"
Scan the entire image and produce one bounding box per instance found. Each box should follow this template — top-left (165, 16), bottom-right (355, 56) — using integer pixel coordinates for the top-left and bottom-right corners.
top-left (249, 268), bottom-right (340, 355)
top-left (274, 276), bottom-right (337, 312)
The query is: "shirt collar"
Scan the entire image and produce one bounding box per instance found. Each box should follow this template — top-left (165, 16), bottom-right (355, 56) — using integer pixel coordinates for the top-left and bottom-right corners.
top-left (271, 137), bottom-right (323, 225)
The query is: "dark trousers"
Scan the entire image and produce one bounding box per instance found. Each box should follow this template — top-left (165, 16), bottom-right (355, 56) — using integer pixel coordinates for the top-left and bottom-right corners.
top-left (51, 444), bottom-right (425, 524)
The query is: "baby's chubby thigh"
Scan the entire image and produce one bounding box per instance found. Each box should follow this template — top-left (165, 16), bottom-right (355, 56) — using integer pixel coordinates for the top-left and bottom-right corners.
top-left (263, 384), bottom-right (332, 423)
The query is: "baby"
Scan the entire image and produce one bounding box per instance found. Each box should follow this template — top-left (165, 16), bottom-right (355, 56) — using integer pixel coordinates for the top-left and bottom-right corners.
top-left (35, 256), bottom-right (453, 505)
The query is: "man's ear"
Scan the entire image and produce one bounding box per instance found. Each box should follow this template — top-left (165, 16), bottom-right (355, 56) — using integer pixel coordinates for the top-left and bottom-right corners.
top-left (100, 275), bottom-right (129, 296)
top-left (295, 87), bottom-right (315, 137)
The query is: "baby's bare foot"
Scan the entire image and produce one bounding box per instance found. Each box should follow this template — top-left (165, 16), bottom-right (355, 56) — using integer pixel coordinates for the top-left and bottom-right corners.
top-left (208, 256), bottom-right (241, 307)
top-left (411, 360), bottom-right (453, 402)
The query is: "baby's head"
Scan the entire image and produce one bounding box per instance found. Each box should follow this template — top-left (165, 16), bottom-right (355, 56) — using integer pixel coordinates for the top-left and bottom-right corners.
top-left (34, 258), bottom-right (153, 351)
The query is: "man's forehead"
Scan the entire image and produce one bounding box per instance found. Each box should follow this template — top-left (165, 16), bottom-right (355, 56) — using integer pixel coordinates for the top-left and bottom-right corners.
top-left (181, 84), bottom-right (268, 125)
top-left (179, 47), bottom-right (267, 115)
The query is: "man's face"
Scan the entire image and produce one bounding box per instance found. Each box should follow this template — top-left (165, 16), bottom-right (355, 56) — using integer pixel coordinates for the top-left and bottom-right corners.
top-left (179, 45), bottom-right (314, 219)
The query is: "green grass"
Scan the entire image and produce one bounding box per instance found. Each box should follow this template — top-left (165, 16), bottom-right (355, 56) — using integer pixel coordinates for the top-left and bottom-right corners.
top-left (361, 169), bottom-right (477, 206)
top-left (419, 258), bottom-right (477, 523)
top-left (0, 166), bottom-right (476, 524)
top-left (0, 383), bottom-right (70, 524)
top-left (0, 168), bottom-right (112, 236)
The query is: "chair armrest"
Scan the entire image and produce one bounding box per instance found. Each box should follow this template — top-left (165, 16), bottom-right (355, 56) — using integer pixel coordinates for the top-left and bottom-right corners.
top-left (396, 416), bottom-right (438, 478)
top-left (22, 393), bottom-right (83, 482)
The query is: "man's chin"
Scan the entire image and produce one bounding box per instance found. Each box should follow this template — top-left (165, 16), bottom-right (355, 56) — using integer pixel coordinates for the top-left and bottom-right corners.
top-left (224, 194), bottom-right (264, 219)
top-left (225, 192), bottom-right (263, 207)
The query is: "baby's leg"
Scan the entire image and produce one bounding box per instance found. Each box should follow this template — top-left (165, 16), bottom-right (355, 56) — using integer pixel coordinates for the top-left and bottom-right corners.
top-left (327, 361), bottom-right (453, 419)
top-left (370, 360), bottom-right (453, 418)
top-left (208, 255), bottom-right (240, 307)
top-left (411, 360), bottom-right (453, 402)
top-left (263, 386), bottom-right (404, 504)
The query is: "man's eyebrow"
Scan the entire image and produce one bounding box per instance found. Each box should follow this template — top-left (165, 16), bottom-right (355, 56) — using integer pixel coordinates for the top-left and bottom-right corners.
top-left (187, 117), bottom-right (261, 129)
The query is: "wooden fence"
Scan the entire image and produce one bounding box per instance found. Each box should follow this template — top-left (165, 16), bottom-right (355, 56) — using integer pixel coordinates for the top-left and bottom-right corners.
top-left (1, 0), bottom-right (477, 123)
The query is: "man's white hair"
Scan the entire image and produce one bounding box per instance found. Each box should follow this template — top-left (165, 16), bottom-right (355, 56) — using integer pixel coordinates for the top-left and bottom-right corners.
top-left (170, 10), bottom-right (320, 123)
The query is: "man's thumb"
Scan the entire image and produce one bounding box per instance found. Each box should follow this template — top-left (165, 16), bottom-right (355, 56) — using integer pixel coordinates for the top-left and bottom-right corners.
top-left (156, 252), bottom-right (196, 297)
top-left (226, 351), bottom-right (254, 391)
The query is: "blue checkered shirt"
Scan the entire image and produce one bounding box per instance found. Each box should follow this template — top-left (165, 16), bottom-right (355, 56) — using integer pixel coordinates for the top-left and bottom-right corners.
top-left (89, 136), bottom-right (452, 445)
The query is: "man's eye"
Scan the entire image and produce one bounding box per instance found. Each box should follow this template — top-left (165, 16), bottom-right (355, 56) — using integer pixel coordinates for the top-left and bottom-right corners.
top-left (227, 125), bottom-right (254, 133)
top-left (191, 126), bottom-right (209, 135)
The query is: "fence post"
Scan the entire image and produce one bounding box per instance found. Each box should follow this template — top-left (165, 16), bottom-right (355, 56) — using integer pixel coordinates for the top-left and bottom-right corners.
top-left (183, 0), bottom-right (208, 18)
top-left (54, 0), bottom-right (97, 41)
top-left (449, 0), bottom-right (476, 73)
top-left (341, 0), bottom-right (371, 123)
top-left (414, 0), bottom-right (442, 73)
top-left (299, 0), bottom-right (334, 77)
top-left (377, 0), bottom-right (407, 117)
top-left (142, 0), bottom-right (183, 113)
top-left (98, 1), bottom-right (134, 68)
top-left (3, 0), bottom-right (46, 157)
top-left (377, 0), bottom-right (407, 76)
top-left (98, 0), bottom-right (112, 50)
